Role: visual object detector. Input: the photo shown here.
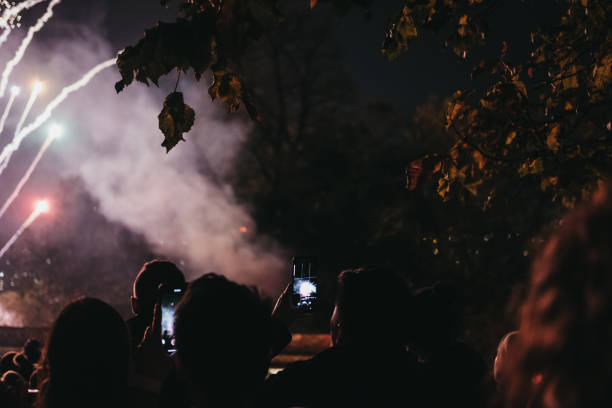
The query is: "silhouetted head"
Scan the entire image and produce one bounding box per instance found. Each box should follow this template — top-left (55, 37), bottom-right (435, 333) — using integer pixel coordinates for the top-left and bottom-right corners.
top-left (1, 370), bottom-right (27, 408)
top-left (1, 369), bottom-right (25, 387)
top-left (494, 331), bottom-right (519, 390)
top-left (408, 282), bottom-right (457, 356)
top-left (131, 259), bottom-right (185, 320)
top-left (330, 266), bottom-right (411, 347)
top-left (23, 338), bottom-right (42, 365)
top-left (510, 183), bottom-right (612, 407)
top-left (37, 297), bottom-right (130, 408)
top-left (174, 273), bottom-right (271, 406)
top-left (0, 351), bottom-right (17, 375)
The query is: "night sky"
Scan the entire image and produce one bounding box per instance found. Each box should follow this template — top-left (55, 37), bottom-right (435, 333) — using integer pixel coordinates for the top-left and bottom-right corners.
top-left (23, 0), bottom-right (553, 110)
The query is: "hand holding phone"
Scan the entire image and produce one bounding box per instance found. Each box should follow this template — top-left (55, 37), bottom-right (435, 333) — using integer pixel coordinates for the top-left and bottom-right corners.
top-left (159, 286), bottom-right (184, 353)
top-left (133, 302), bottom-right (173, 380)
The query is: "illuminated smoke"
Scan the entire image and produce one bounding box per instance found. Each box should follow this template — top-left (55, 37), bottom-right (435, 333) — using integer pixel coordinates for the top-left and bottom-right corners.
top-left (63, 58), bottom-right (288, 293)
top-left (0, 128), bottom-right (58, 220)
top-left (0, 204), bottom-right (45, 259)
top-left (0, 0), bottom-right (61, 97)
top-left (0, 0), bottom-right (48, 49)
top-left (0, 303), bottom-right (23, 326)
top-left (0, 58), bottom-right (115, 174)
top-left (0, 85), bottom-right (18, 135)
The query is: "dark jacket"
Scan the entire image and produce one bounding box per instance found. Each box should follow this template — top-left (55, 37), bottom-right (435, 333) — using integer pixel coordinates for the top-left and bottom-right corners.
top-left (260, 343), bottom-right (430, 408)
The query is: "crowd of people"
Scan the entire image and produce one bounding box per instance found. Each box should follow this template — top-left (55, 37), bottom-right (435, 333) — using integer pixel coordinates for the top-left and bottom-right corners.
top-left (1, 183), bottom-right (612, 408)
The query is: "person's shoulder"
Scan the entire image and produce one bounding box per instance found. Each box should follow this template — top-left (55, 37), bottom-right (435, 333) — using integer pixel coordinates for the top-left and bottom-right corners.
top-left (286, 346), bottom-right (336, 370)
top-left (267, 346), bottom-right (336, 383)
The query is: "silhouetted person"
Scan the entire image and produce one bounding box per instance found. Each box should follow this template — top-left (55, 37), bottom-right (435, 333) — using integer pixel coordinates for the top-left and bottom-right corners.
top-left (23, 338), bottom-right (42, 365)
top-left (11, 353), bottom-right (33, 383)
top-left (261, 267), bottom-right (425, 408)
top-left (410, 283), bottom-right (486, 408)
top-left (0, 379), bottom-right (9, 408)
top-left (29, 365), bottom-right (47, 391)
top-left (36, 297), bottom-right (130, 408)
top-left (2, 370), bottom-right (29, 408)
top-left (493, 331), bottom-right (519, 393)
top-left (508, 183), bottom-right (612, 408)
top-left (483, 331), bottom-right (521, 408)
top-left (0, 351), bottom-right (17, 375)
top-left (127, 259), bottom-right (185, 350)
top-left (161, 273), bottom-right (272, 408)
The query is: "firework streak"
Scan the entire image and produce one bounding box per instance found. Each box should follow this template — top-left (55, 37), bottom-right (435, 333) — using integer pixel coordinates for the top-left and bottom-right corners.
top-left (0, 57), bottom-right (115, 174)
top-left (0, 207), bottom-right (42, 259)
top-left (0, 0), bottom-right (61, 97)
top-left (0, 131), bottom-right (55, 219)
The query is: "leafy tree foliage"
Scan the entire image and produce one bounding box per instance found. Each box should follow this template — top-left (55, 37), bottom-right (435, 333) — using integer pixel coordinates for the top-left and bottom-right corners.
top-left (308, 0), bottom-right (372, 13)
top-left (118, 0), bottom-right (611, 211)
top-left (395, 0), bottom-right (612, 210)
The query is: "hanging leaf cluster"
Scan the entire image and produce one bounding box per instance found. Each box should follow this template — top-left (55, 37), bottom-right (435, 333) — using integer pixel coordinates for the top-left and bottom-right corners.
top-left (382, 0), bottom-right (490, 60)
top-left (158, 92), bottom-right (195, 152)
top-left (115, 0), bottom-right (279, 151)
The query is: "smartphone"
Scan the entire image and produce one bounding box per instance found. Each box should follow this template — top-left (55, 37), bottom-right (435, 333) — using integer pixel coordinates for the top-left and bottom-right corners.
top-left (291, 256), bottom-right (318, 311)
top-left (160, 286), bottom-right (184, 353)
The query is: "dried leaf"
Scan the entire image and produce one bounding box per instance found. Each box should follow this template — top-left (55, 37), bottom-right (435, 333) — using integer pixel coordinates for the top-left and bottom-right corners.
top-left (158, 92), bottom-right (195, 152)
top-left (505, 131), bottom-right (517, 145)
top-left (546, 124), bottom-right (561, 152)
top-left (406, 159), bottom-right (423, 191)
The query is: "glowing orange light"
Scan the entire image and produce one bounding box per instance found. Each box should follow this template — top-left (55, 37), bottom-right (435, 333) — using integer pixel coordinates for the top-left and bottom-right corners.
top-left (34, 199), bottom-right (49, 213)
top-left (240, 226), bottom-right (248, 233)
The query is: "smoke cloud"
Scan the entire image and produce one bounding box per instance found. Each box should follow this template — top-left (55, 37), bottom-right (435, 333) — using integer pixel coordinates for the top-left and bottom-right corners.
top-left (0, 13), bottom-right (286, 325)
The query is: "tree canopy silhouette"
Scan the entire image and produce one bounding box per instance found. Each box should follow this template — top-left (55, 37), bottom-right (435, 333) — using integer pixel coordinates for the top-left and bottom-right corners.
top-left (116, 0), bottom-right (611, 211)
